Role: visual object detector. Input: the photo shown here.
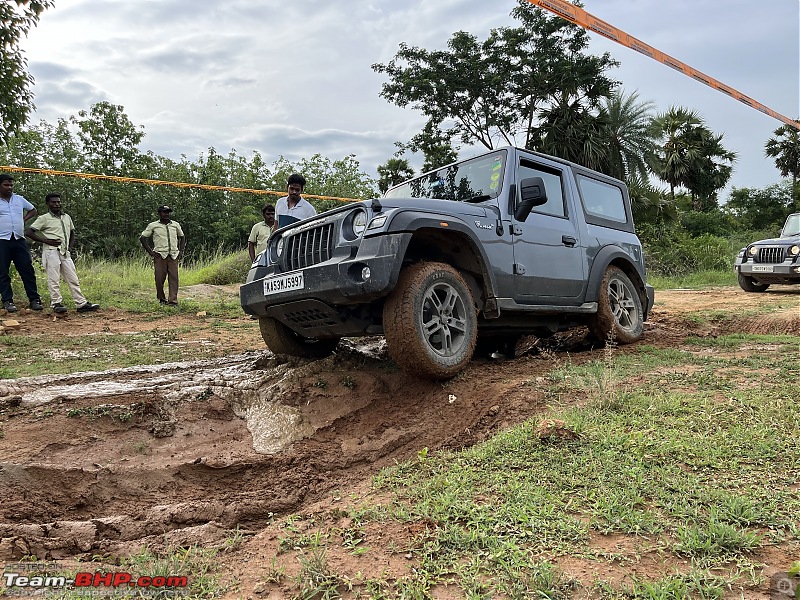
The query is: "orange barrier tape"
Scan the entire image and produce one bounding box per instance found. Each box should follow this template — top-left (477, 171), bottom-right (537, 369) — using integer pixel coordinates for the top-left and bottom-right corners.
top-left (0, 165), bottom-right (363, 203)
top-left (525, 0), bottom-right (800, 130)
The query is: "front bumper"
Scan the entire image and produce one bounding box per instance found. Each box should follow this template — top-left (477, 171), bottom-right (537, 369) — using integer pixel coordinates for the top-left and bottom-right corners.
top-left (240, 232), bottom-right (410, 318)
top-left (736, 261), bottom-right (800, 283)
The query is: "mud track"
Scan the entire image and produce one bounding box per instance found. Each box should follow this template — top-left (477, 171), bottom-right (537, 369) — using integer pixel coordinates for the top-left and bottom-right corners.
top-left (0, 287), bottom-right (797, 562)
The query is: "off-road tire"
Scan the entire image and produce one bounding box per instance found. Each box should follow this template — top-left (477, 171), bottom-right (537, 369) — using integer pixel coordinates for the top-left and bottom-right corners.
top-left (383, 261), bottom-right (478, 380)
top-left (259, 316), bottom-right (340, 358)
top-left (588, 266), bottom-right (644, 345)
top-left (737, 272), bottom-right (770, 293)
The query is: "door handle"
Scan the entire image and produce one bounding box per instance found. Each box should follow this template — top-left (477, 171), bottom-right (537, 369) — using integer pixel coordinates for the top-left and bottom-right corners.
top-left (562, 235), bottom-right (577, 247)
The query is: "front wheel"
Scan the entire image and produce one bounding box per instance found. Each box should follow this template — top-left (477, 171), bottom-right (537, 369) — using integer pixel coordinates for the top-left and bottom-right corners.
top-left (258, 316), bottom-right (340, 358)
top-left (737, 272), bottom-right (770, 293)
top-left (383, 261), bottom-right (478, 380)
top-left (588, 266), bottom-right (644, 345)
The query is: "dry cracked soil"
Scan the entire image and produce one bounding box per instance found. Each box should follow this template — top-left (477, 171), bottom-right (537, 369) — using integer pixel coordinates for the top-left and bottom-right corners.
top-left (0, 285), bottom-right (798, 598)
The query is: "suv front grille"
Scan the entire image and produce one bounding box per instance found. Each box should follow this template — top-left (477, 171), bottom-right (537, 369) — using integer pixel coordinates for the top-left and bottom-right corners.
top-left (285, 224), bottom-right (334, 270)
top-left (756, 246), bottom-right (784, 264)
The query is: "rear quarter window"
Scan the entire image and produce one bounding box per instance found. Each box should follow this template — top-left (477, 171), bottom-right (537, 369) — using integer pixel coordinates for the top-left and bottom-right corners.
top-left (575, 174), bottom-right (634, 233)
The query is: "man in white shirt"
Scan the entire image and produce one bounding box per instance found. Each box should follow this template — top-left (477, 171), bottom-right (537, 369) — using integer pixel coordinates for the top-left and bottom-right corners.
top-left (275, 173), bottom-right (316, 227)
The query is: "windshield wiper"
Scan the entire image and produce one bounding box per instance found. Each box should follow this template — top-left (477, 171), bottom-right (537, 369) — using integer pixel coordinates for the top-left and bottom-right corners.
top-left (463, 194), bottom-right (492, 203)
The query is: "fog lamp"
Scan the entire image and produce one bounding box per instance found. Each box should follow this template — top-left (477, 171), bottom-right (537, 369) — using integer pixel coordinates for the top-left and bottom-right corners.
top-left (362, 266), bottom-right (371, 280)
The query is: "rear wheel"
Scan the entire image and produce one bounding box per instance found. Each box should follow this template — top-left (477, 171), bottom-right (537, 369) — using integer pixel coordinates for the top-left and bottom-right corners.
top-left (737, 273), bottom-right (770, 293)
top-left (383, 261), bottom-right (477, 380)
top-left (588, 266), bottom-right (644, 345)
top-left (258, 316), bottom-right (340, 358)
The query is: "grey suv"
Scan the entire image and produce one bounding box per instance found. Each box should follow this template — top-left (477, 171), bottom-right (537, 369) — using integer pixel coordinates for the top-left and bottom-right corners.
top-left (735, 212), bottom-right (800, 292)
top-left (241, 147), bottom-right (655, 379)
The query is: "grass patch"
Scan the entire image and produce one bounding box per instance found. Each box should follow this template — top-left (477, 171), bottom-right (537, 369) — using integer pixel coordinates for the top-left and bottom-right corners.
top-left (648, 269), bottom-right (737, 289)
top-left (268, 335), bottom-right (799, 597)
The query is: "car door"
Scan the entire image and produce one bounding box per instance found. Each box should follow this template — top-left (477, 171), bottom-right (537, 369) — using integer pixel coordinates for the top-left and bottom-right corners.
top-left (511, 157), bottom-right (586, 303)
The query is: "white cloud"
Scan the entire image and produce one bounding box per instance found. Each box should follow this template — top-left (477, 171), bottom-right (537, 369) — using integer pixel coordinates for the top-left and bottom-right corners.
top-left (21, 0), bottom-right (800, 196)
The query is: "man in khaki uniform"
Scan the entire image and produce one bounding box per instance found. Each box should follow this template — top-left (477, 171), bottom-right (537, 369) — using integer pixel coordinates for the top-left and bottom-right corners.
top-left (25, 193), bottom-right (100, 314)
top-left (139, 205), bottom-right (185, 306)
top-left (247, 203), bottom-right (277, 261)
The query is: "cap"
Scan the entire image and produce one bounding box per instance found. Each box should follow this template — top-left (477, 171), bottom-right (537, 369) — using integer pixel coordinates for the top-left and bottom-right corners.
top-left (157, 205), bottom-right (173, 213)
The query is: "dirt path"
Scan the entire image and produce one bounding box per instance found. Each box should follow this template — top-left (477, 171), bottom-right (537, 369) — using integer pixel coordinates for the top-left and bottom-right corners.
top-left (0, 286), bottom-right (797, 593)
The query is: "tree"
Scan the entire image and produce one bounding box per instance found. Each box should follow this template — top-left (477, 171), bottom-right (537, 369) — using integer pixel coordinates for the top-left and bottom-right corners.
top-left (683, 132), bottom-right (736, 211)
top-left (377, 158), bottom-right (414, 194)
top-left (396, 121), bottom-right (458, 173)
top-left (598, 90), bottom-right (656, 182)
top-left (649, 107), bottom-right (735, 209)
top-left (372, 0), bottom-right (617, 165)
top-left (71, 101), bottom-right (145, 175)
top-left (0, 1), bottom-right (54, 140)
top-left (765, 123), bottom-right (800, 210)
top-left (724, 182), bottom-right (795, 231)
top-left (269, 154), bottom-right (378, 211)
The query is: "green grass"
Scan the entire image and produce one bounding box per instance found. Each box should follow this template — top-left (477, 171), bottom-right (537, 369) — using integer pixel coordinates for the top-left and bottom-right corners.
top-left (648, 269), bottom-right (737, 289)
top-left (7, 251), bottom-right (247, 315)
top-left (271, 338), bottom-right (799, 597)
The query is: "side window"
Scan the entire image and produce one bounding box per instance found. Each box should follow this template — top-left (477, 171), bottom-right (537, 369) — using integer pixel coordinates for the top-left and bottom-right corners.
top-left (577, 176), bottom-right (627, 223)
top-left (518, 161), bottom-right (566, 218)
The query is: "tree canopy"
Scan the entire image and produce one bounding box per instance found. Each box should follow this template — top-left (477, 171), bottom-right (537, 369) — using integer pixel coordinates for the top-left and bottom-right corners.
top-left (0, 103), bottom-right (378, 258)
top-left (0, 0), bottom-right (54, 140)
top-left (372, 0), bottom-right (618, 165)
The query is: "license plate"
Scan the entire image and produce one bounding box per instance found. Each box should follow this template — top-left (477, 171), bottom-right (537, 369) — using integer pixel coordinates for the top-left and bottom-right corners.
top-left (263, 271), bottom-right (304, 295)
top-left (751, 265), bottom-right (774, 273)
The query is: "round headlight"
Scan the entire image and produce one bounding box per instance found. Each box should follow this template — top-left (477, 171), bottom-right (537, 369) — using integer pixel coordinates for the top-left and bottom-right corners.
top-left (353, 210), bottom-right (367, 237)
top-left (275, 236), bottom-right (284, 257)
top-left (748, 246), bottom-right (758, 256)
top-left (789, 245), bottom-right (800, 256)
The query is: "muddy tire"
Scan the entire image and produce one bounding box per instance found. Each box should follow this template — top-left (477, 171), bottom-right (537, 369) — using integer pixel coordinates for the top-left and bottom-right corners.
top-left (737, 273), bottom-right (770, 293)
top-left (588, 266), bottom-right (643, 345)
top-left (259, 316), bottom-right (340, 358)
top-left (383, 261), bottom-right (477, 380)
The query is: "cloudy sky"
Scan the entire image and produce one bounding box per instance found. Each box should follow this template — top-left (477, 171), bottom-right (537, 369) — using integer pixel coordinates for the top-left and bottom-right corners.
top-left (21, 0), bottom-right (800, 197)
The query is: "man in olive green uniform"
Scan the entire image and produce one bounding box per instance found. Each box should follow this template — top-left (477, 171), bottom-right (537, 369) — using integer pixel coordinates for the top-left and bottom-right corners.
top-left (25, 193), bottom-right (100, 313)
top-left (247, 203), bottom-right (277, 261)
top-left (139, 205), bottom-right (185, 306)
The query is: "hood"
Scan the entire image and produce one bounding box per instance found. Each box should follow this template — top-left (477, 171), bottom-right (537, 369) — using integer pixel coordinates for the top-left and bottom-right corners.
top-left (752, 235), bottom-right (799, 246)
top-left (376, 196), bottom-right (493, 218)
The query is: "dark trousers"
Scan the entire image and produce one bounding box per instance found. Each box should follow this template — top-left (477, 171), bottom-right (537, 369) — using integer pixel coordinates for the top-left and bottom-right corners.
top-left (154, 254), bottom-right (179, 303)
top-left (0, 237), bottom-right (41, 304)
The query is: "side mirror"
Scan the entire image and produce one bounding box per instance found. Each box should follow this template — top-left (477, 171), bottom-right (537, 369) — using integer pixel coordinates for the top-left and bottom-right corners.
top-left (514, 177), bottom-right (548, 222)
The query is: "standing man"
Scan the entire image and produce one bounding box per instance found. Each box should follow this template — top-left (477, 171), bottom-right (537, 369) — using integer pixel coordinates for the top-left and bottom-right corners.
top-left (248, 203), bottom-right (277, 261)
top-left (0, 174), bottom-right (43, 313)
top-left (275, 173), bottom-right (316, 227)
top-left (25, 193), bottom-right (100, 314)
top-left (139, 205), bottom-right (185, 306)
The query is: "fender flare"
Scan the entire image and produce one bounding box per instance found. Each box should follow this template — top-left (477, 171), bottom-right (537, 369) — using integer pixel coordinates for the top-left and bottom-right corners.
top-left (383, 211), bottom-right (501, 300)
top-left (585, 245), bottom-right (647, 304)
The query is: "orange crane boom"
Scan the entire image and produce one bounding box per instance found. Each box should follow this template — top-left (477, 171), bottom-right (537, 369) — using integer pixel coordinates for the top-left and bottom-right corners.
top-left (524, 0), bottom-right (800, 130)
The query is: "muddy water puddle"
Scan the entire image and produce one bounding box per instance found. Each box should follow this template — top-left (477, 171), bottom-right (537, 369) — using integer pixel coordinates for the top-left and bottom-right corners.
top-left (0, 353), bottom-right (327, 454)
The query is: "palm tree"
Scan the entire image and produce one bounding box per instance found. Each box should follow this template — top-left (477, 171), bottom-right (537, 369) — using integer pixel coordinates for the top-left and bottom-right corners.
top-left (765, 123), bottom-right (800, 209)
top-left (684, 132), bottom-right (737, 210)
top-left (377, 158), bottom-right (414, 194)
top-left (600, 90), bottom-right (656, 182)
top-left (649, 107), bottom-right (706, 203)
top-left (532, 96), bottom-right (610, 172)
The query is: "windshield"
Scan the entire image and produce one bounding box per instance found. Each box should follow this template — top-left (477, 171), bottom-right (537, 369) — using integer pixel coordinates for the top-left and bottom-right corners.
top-left (781, 213), bottom-right (800, 237)
top-left (385, 151), bottom-right (506, 201)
